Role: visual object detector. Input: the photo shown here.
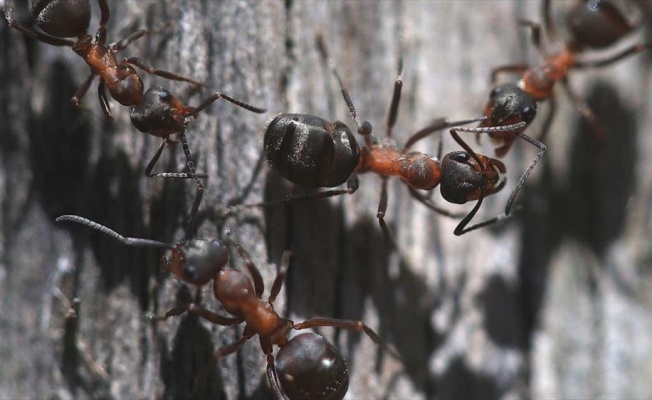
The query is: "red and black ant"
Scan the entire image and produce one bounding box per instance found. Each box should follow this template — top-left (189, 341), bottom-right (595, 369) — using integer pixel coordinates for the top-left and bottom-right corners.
top-left (253, 34), bottom-right (522, 235)
top-left (130, 87), bottom-right (266, 234)
top-left (409, 0), bottom-right (650, 232)
top-left (4, 0), bottom-right (205, 119)
top-left (55, 214), bottom-right (399, 399)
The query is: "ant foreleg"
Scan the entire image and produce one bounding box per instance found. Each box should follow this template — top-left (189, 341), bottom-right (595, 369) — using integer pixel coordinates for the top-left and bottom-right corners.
top-left (110, 28), bottom-right (148, 52)
top-left (144, 140), bottom-right (208, 180)
top-left (402, 116), bottom-right (486, 152)
top-left (407, 186), bottom-right (465, 218)
top-left (125, 56), bottom-right (203, 86)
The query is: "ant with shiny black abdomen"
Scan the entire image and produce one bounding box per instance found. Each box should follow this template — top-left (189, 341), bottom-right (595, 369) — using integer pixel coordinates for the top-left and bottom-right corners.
top-left (245, 34), bottom-right (523, 236)
top-left (55, 214), bottom-right (399, 399)
top-left (4, 0), bottom-right (204, 119)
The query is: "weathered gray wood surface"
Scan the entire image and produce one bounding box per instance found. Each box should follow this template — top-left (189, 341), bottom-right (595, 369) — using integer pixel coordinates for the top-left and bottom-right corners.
top-left (1, 0), bottom-right (652, 399)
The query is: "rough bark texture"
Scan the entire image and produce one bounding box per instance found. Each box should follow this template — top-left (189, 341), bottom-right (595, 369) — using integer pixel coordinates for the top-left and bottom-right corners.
top-left (1, 0), bottom-right (652, 399)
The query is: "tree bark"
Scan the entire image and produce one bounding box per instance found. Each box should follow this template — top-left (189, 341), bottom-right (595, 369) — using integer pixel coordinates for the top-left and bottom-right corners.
top-left (2, 0), bottom-right (652, 399)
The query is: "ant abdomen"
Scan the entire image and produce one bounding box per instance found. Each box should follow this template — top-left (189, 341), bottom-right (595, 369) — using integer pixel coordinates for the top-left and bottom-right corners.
top-left (167, 239), bottom-right (229, 286)
top-left (265, 114), bottom-right (360, 188)
top-left (276, 332), bottom-right (349, 400)
top-left (566, 0), bottom-right (634, 50)
top-left (32, 0), bottom-right (90, 38)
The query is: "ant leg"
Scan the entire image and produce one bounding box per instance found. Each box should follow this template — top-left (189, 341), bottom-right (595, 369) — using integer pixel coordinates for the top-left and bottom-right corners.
top-left (560, 77), bottom-right (607, 137)
top-left (407, 186), bottom-right (464, 218)
top-left (96, 0), bottom-right (110, 45)
top-left (241, 174), bottom-right (360, 209)
top-left (265, 353), bottom-right (287, 400)
top-left (110, 29), bottom-right (148, 52)
top-left (229, 239), bottom-right (265, 298)
top-left (574, 43), bottom-right (652, 69)
top-left (268, 251), bottom-right (291, 305)
top-left (386, 58), bottom-right (403, 139)
top-left (178, 125), bottom-right (204, 238)
top-left (518, 19), bottom-right (544, 51)
top-left (538, 92), bottom-right (557, 141)
top-left (125, 56), bottom-right (203, 86)
top-left (315, 33), bottom-right (373, 138)
top-left (4, 8), bottom-right (76, 46)
top-left (97, 80), bottom-right (112, 119)
top-left (503, 131), bottom-right (546, 215)
top-left (191, 92), bottom-right (267, 116)
top-left (453, 195), bottom-right (506, 235)
top-left (377, 178), bottom-right (400, 251)
top-left (187, 306), bottom-right (244, 326)
top-left (55, 215), bottom-right (174, 249)
top-left (194, 328), bottom-right (255, 390)
top-left (227, 149), bottom-right (266, 207)
top-left (293, 318), bottom-right (402, 361)
top-left (542, 0), bottom-right (556, 42)
top-left (144, 140), bottom-right (208, 180)
top-left (402, 116), bottom-right (486, 152)
top-left (490, 64), bottom-right (529, 84)
top-left (70, 73), bottom-right (96, 108)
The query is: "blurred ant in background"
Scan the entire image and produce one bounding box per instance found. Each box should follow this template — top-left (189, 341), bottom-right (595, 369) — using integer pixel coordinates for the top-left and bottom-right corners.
top-left (247, 34), bottom-right (521, 236)
top-left (5, 0), bottom-right (201, 118)
top-left (56, 214), bottom-right (400, 399)
top-left (411, 0), bottom-right (651, 232)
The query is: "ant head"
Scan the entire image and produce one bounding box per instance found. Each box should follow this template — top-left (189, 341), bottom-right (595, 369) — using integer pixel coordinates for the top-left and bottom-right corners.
top-left (276, 332), bottom-right (349, 400)
top-left (32, 0), bottom-right (91, 38)
top-left (264, 114), bottom-right (360, 188)
top-left (130, 88), bottom-right (187, 137)
top-left (167, 239), bottom-right (230, 286)
top-left (565, 0), bottom-right (634, 50)
top-left (440, 151), bottom-right (506, 204)
top-left (484, 84), bottom-right (537, 128)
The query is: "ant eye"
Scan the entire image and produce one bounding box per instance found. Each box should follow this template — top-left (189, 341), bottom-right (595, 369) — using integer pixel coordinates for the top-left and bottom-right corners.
top-left (158, 90), bottom-right (172, 102)
top-left (490, 86), bottom-right (503, 99)
top-left (521, 106), bottom-right (536, 123)
top-left (452, 152), bottom-right (470, 163)
top-left (183, 264), bottom-right (198, 281)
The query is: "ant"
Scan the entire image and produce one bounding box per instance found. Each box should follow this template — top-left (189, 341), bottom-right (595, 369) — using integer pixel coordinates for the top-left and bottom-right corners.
top-left (55, 214), bottom-right (399, 399)
top-left (4, 0), bottom-right (203, 119)
top-left (252, 34), bottom-right (522, 235)
top-left (409, 0), bottom-right (650, 232)
top-left (130, 87), bottom-right (266, 234)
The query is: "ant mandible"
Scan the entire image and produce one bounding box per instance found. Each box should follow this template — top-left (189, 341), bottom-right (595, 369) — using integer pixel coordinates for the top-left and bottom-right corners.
top-left (256, 34), bottom-right (522, 236)
top-left (55, 214), bottom-right (399, 399)
top-left (4, 0), bottom-right (202, 118)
